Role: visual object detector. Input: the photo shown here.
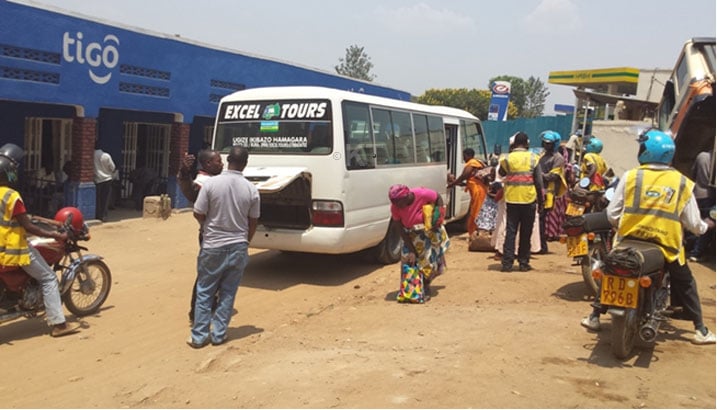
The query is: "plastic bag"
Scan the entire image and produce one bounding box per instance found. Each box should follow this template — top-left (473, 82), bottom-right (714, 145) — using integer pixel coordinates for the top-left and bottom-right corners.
top-left (396, 263), bottom-right (425, 303)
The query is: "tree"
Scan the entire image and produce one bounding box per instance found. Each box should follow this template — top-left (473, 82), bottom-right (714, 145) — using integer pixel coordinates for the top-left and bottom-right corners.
top-left (524, 76), bottom-right (550, 118)
top-left (335, 45), bottom-right (376, 81)
top-left (416, 88), bottom-right (517, 121)
top-left (488, 75), bottom-right (550, 118)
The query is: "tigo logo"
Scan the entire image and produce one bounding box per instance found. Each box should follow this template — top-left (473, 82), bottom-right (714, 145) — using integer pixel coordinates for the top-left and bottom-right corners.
top-left (62, 32), bottom-right (120, 85)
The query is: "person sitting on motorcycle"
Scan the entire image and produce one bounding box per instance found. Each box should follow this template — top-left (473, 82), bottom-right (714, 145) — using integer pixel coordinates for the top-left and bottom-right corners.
top-left (579, 136), bottom-right (609, 191)
top-left (0, 144), bottom-right (79, 337)
top-left (580, 129), bottom-right (716, 345)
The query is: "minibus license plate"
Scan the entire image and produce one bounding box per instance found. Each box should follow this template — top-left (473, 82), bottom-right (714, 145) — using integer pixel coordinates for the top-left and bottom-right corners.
top-left (600, 274), bottom-right (638, 309)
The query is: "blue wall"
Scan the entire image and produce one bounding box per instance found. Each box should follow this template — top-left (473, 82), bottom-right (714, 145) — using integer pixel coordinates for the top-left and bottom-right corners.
top-left (483, 115), bottom-right (574, 153)
top-left (0, 0), bottom-right (410, 120)
top-left (0, 0), bottom-right (413, 217)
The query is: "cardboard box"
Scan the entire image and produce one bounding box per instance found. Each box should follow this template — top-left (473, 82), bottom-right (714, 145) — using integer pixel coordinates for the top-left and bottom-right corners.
top-left (143, 195), bottom-right (171, 219)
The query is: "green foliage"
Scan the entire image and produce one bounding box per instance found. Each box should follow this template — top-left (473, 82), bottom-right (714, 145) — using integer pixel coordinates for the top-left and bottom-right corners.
top-left (488, 75), bottom-right (550, 118)
top-left (416, 88), bottom-right (518, 121)
top-left (335, 45), bottom-right (376, 81)
top-left (523, 76), bottom-right (551, 118)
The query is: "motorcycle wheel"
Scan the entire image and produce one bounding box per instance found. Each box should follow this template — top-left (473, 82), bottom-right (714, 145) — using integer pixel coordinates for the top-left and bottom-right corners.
top-left (62, 259), bottom-right (112, 317)
top-left (611, 308), bottom-right (638, 360)
top-left (581, 239), bottom-right (608, 297)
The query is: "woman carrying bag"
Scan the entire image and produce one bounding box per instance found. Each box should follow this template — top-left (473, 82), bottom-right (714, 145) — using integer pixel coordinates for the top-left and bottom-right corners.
top-left (388, 184), bottom-right (450, 302)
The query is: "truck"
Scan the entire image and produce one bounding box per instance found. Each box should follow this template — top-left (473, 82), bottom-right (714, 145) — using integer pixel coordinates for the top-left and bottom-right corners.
top-left (656, 37), bottom-right (715, 184)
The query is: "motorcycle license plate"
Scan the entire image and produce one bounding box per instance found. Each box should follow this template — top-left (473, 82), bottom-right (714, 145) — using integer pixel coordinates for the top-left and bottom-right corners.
top-left (566, 234), bottom-right (588, 257)
top-left (566, 202), bottom-right (585, 217)
top-left (600, 274), bottom-right (639, 309)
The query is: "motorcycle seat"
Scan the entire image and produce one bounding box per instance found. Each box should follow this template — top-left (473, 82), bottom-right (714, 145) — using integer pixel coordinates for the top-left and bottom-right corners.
top-left (608, 239), bottom-right (665, 274)
top-left (581, 211), bottom-right (612, 233)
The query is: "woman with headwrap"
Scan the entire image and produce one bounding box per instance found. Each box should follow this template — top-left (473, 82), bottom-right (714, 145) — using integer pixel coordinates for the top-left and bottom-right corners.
top-left (389, 184), bottom-right (450, 300)
top-left (447, 148), bottom-right (490, 235)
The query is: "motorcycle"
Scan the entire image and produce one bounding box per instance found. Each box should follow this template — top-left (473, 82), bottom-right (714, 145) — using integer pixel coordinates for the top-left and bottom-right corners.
top-left (591, 239), bottom-right (668, 359)
top-left (561, 177), bottom-right (617, 296)
top-left (0, 209), bottom-right (112, 326)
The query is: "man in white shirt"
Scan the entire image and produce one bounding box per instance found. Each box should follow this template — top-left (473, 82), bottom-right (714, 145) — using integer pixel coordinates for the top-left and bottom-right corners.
top-left (93, 145), bottom-right (115, 222)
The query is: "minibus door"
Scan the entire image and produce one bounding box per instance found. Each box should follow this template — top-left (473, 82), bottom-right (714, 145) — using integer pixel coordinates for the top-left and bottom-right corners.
top-left (445, 124), bottom-right (459, 219)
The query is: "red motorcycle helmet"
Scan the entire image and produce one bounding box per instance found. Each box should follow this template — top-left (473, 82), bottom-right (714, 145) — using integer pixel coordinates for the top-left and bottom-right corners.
top-left (55, 207), bottom-right (85, 232)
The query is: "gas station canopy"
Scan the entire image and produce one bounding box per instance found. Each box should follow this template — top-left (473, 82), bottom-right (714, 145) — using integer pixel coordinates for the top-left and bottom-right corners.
top-left (548, 67), bottom-right (640, 95)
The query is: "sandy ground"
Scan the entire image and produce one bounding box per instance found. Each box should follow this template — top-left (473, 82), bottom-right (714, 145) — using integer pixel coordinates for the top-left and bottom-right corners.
top-left (0, 210), bottom-right (715, 409)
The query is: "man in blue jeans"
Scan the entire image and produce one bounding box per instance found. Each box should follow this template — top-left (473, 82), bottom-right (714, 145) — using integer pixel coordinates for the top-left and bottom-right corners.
top-left (188, 146), bottom-right (260, 348)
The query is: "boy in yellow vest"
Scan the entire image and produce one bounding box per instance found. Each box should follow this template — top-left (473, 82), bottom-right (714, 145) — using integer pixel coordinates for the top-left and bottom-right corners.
top-left (580, 130), bottom-right (715, 344)
top-left (0, 144), bottom-right (79, 337)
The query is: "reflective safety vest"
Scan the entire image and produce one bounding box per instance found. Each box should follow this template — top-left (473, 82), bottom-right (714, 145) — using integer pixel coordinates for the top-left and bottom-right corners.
top-left (500, 150), bottom-right (538, 204)
top-left (618, 166), bottom-right (693, 263)
top-left (0, 186), bottom-right (30, 266)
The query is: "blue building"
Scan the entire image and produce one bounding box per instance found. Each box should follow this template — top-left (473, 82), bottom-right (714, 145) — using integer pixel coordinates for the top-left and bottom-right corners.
top-left (0, 0), bottom-right (410, 218)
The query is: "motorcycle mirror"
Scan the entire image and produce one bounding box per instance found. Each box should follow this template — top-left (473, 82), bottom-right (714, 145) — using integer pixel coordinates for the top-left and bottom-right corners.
top-left (604, 187), bottom-right (615, 202)
top-left (493, 144), bottom-right (502, 156)
top-left (578, 177), bottom-right (590, 189)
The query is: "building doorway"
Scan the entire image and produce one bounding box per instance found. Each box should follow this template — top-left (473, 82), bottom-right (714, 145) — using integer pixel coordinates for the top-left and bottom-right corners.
top-left (119, 122), bottom-right (170, 210)
top-left (21, 117), bottom-right (72, 217)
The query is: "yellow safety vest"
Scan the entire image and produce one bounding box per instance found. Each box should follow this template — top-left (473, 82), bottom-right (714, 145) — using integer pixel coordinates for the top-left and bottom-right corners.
top-left (544, 166), bottom-right (567, 210)
top-left (618, 166), bottom-right (693, 263)
top-left (581, 153), bottom-right (608, 191)
top-left (500, 150), bottom-right (538, 204)
top-left (0, 186), bottom-right (30, 266)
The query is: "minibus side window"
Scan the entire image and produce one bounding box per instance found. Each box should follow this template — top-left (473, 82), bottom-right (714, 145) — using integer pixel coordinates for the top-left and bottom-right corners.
top-left (343, 101), bottom-right (375, 169)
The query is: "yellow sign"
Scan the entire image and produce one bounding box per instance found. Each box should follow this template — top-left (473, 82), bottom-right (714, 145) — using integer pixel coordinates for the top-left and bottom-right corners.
top-left (548, 67), bottom-right (639, 85)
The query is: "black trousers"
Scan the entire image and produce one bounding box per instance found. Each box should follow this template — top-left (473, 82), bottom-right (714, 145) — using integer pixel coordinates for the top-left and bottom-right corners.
top-left (668, 259), bottom-right (705, 329)
top-left (95, 180), bottom-right (112, 221)
top-left (502, 202), bottom-right (536, 268)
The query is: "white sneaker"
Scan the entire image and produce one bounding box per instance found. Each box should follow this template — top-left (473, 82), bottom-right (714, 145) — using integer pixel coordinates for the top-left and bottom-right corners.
top-left (580, 315), bottom-right (601, 331)
top-left (688, 255), bottom-right (700, 263)
top-left (693, 329), bottom-right (716, 345)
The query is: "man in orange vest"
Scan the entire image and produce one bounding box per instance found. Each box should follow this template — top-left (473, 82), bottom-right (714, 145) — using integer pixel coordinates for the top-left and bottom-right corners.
top-left (581, 129), bottom-right (715, 344)
top-left (497, 132), bottom-right (544, 272)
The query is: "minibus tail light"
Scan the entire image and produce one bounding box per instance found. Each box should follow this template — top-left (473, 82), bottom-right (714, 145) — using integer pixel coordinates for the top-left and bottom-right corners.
top-left (312, 201), bottom-right (344, 227)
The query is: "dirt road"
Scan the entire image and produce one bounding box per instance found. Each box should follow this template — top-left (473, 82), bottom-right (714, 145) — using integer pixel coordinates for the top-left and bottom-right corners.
top-left (1, 211), bottom-right (715, 408)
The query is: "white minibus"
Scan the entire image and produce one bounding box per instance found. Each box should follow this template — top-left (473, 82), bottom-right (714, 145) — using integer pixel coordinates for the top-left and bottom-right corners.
top-left (212, 86), bottom-right (488, 263)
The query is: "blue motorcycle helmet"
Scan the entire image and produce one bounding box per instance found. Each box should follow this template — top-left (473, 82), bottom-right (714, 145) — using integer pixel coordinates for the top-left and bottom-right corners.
top-left (584, 137), bottom-right (603, 154)
top-left (540, 130), bottom-right (561, 153)
top-left (637, 128), bottom-right (675, 165)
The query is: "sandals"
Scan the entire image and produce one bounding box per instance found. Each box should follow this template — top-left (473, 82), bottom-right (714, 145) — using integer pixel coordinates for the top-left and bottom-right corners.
top-left (50, 322), bottom-right (81, 337)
